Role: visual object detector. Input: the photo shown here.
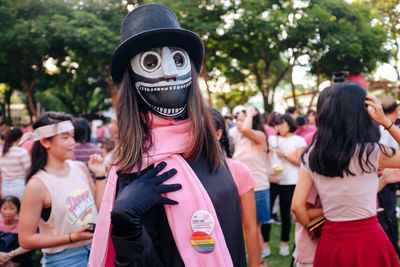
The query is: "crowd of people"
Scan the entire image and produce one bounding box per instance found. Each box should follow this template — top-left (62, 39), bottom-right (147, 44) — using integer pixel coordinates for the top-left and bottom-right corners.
top-left (0, 3), bottom-right (400, 267)
top-left (0, 113), bottom-right (117, 266)
top-left (1, 86), bottom-right (400, 266)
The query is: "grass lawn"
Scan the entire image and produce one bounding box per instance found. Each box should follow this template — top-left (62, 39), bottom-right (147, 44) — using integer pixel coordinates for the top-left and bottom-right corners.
top-left (31, 222), bottom-right (297, 267)
top-left (262, 223), bottom-right (295, 267)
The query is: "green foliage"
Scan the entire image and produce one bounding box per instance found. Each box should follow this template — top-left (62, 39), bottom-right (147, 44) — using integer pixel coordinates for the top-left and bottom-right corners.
top-left (0, 0), bottom-right (124, 119)
top-left (364, 0), bottom-right (400, 80)
top-left (302, 0), bottom-right (389, 77)
top-left (213, 85), bottom-right (258, 112)
top-left (0, 0), bottom-right (394, 116)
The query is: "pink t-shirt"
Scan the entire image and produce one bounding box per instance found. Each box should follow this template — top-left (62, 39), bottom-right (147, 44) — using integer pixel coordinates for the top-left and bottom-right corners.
top-left (295, 124), bottom-right (317, 139)
top-left (302, 143), bottom-right (380, 221)
top-left (292, 186), bottom-right (321, 264)
top-left (227, 158), bottom-right (257, 196)
top-left (264, 126), bottom-right (275, 137)
top-left (303, 131), bottom-right (315, 145)
top-left (0, 218), bottom-right (18, 233)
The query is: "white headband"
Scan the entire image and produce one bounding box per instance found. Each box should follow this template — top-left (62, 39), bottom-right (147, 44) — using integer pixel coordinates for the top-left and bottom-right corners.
top-left (19, 121), bottom-right (74, 145)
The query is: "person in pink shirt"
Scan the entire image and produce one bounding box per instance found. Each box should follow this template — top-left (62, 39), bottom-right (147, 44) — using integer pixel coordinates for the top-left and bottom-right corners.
top-left (292, 186), bottom-right (322, 267)
top-left (292, 82), bottom-right (400, 267)
top-left (0, 196), bottom-right (31, 266)
top-left (209, 107), bottom-right (261, 267)
top-left (294, 115), bottom-right (316, 140)
top-left (305, 109), bottom-right (316, 126)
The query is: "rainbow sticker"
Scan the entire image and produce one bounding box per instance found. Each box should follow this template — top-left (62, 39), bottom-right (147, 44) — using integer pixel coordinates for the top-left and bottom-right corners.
top-left (190, 231), bottom-right (215, 253)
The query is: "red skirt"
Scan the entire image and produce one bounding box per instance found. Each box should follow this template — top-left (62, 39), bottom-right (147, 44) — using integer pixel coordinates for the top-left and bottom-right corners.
top-left (314, 216), bottom-right (400, 267)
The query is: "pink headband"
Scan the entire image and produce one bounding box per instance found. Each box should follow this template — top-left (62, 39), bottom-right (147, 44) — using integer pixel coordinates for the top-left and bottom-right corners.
top-left (19, 121), bottom-right (74, 145)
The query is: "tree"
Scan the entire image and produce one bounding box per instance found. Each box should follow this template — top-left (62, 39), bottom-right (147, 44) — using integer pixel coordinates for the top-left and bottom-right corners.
top-left (0, 0), bottom-right (126, 120)
top-left (52, 2), bottom-right (123, 116)
top-left (143, 0), bottom-right (232, 107)
top-left (0, 0), bottom-right (74, 121)
top-left (301, 0), bottom-right (389, 79)
top-left (218, 0), bottom-right (295, 112)
top-left (364, 0), bottom-right (400, 81)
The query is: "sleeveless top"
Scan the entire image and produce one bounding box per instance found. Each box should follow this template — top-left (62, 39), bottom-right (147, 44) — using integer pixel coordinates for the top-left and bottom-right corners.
top-left (34, 160), bottom-right (98, 254)
top-left (233, 136), bottom-right (269, 191)
top-left (302, 143), bottom-right (380, 221)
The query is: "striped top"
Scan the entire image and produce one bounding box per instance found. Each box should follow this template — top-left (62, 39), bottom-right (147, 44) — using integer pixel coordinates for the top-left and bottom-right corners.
top-left (73, 142), bottom-right (102, 181)
top-left (0, 146), bottom-right (31, 180)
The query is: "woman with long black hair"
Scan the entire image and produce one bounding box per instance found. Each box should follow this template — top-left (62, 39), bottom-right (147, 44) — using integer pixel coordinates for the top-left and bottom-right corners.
top-left (292, 82), bottom-right (400, 266)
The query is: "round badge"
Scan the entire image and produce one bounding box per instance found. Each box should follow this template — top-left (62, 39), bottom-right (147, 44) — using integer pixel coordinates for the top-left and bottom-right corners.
top-left (191, 210), bottom-right (215, 234)
top-left (190, 231), bottom-right (215, 253)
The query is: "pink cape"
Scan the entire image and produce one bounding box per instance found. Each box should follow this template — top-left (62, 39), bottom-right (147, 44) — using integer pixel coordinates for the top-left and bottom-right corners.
top-left (88, 115), bottom-right (233, 267)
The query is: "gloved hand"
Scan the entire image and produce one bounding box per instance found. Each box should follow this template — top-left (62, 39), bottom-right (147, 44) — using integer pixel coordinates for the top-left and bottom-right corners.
top-left (111, 161), bottom-right (181, 237)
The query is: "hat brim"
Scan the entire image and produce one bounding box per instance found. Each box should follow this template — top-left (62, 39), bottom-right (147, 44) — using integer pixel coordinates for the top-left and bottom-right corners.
top-left (110, 28), bottom-right (204, 84)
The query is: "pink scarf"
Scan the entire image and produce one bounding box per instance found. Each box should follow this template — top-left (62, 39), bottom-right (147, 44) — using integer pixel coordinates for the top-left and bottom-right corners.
top-left (88, 115), bottom-right (233, 267)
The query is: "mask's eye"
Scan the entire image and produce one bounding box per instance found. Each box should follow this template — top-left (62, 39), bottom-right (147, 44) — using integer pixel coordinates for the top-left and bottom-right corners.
top-left (172, 51), bottom-right (187, 69)
top-left (140, 51), bottom-right (161, 72)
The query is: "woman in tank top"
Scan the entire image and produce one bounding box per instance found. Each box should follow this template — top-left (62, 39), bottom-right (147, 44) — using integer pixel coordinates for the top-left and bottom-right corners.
top-left (18, 112), bottom-right (107, 267)
top-left (292, 82), bottom-right (400, 267)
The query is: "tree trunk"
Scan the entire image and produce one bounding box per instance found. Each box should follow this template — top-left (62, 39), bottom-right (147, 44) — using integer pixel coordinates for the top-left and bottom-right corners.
top-left (251, 63), bottom-right (268, 110)
top-left (23, 81), bottom-right (37, 122)
top-left (288, 56), bottom-right (298, 107)
top-left (5, 88), bottom-right (11, 119)
top-left (393, 36), bottom-right (400, 82)
top-left (269, 64), bottom-right (290, 111)
top-left (105, 66), bottom-right (118, 107)
top-left (261, 92), bottom-right (271, 112)
top-left (307, 67), bottom-right (321, 110)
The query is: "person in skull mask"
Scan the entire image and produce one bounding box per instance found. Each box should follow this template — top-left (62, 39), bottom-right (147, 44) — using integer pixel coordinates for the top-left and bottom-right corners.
top-left (88, 4), bottom-right (247, 267)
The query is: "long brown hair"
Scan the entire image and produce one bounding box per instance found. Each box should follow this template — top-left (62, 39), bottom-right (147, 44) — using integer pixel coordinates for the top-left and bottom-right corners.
top-left (26, 112), bottom-right (74, 183)
top-left (2, 127), bottom-right (23, 155)
top-left (113, 64), bottom-right (223, 173)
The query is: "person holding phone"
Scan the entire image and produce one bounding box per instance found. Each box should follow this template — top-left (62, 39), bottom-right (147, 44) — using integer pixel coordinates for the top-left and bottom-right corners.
top-left (18, 112), bottom-right (106, 267)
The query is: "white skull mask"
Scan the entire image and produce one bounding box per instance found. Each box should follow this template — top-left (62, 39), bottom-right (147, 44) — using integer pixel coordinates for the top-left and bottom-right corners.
top-left (130, 47), bottom-right (192, 118)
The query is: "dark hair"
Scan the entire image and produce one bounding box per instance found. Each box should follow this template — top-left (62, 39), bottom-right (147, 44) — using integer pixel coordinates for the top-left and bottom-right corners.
top-left (267, 111), bottom-right (279, 127)
top-left (276, 114), bottom-right (297, 133)
top-left (381, 99), bottom-right (398, 115)
top-left (285, 106), bottom-right (297, 114)
top-left (26, 112), bottom-right (74, 183)
top-left (238, 109), bottom-right (265, 133)
top-left (295, 115), bottom-right (307, 126)
top-left (114, 63), bottom-right (222, 173)
top-left (74, 117), bottom-right (91, 143)
top-left (2, 127), bottom-right (23, 155)
top-left (0, 196), bottom-right (21, 213)
top-left (208, 108), bottom-right (232, 158)
top-left (102, 139), bottom-right (116, 153)
top-left (263, 111), bottom-right (269, 124)
top-left (306, 109), bottom-right (316, 117)
top-left (224, 115), bottom-right (232, 120)
top-left (238, 108), bottom-right (269, 150)
top-left (305, 82), bottom-right (391, 178)
top-left (332, 71), bottom-right (348, 83)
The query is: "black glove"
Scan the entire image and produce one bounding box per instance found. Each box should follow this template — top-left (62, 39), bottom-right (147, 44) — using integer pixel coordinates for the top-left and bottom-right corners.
top-left (111, 161), bottom-right (181, 237)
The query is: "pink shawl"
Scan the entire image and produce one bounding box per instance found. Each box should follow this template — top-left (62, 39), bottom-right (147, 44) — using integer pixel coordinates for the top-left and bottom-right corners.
top-left (88, 115), bottom-right (233, 267)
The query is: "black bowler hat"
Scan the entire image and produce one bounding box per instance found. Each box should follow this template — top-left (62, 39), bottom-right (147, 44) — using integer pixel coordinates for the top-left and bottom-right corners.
top-left (110, 4), bottom-right (204, 84)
